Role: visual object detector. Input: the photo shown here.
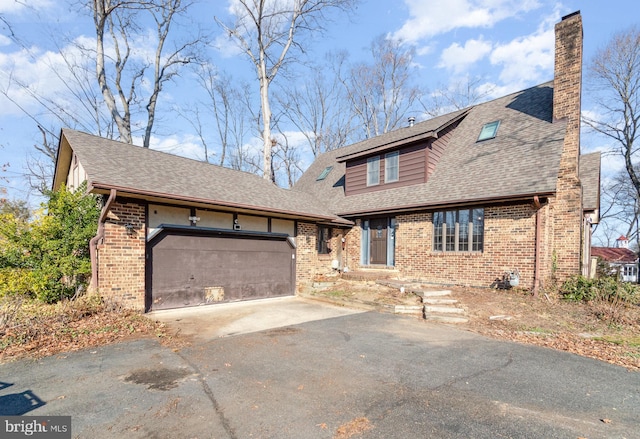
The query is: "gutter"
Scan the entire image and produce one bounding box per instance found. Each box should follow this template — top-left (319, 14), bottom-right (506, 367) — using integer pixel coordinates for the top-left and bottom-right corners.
top-left (88, 182), bottom-right (349, 225)
top-left (337, 192), bottom-right (555, 218)
top-left (533, 196), bottom-right (543, 297)
top-left (89, 188), bottom-right (116, 292)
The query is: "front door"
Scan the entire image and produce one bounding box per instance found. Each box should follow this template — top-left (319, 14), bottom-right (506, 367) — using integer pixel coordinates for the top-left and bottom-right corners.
top-left (370, 218), bottom-right (388, 265)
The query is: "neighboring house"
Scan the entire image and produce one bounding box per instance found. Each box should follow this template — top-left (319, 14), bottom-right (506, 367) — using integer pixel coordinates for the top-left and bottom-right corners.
top-left (591, 236), bottom-right (639, 282)
top-left (52, 11), bottom-right (600, 312)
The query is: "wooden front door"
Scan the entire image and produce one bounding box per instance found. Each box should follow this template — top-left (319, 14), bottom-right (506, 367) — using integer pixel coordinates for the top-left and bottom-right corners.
top-left (370, 218), bottom-right (388, 265)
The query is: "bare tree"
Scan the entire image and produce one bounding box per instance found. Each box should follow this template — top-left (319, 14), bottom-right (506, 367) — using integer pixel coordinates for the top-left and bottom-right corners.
top-left (594, 169), bottom-right (640, 248)
top-left (277, 53), bottom-right (357, 158)
top-left (91, 0), bottom-right (202, 148)
top-left (422, 76), bottom-right (496, 116)
top-left (584, 26), bottom-right (640, 237)
top-left (341, 35), bottom-right (423, 138)
top-left (215, 0), bottom-right (356, 182)
top-left (0, 42), bottom-right (114, 193)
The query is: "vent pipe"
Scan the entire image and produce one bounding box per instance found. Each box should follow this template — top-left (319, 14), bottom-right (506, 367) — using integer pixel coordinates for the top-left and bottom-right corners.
top-left (408, 116), bottom-right (415, 127)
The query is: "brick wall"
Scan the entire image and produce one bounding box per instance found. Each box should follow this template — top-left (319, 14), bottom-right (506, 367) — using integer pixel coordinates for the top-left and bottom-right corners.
top-left (97, 200), bottom-right (146, 310)
top-left (551, 11), bottom-right (584, 282)
top-left (296, 222), bottom-right (351, 291)
top-left (394, 203), bottom-right (538, 288)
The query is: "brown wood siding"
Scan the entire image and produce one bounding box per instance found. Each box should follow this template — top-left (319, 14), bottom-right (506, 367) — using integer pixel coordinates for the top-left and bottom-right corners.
top-left (345, 142), bottom-right (427, 196)
top-left (427, 121), bottom-right (459, 178)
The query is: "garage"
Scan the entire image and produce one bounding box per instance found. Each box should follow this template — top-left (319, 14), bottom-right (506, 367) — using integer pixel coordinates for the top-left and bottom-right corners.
top-left (147, 227), bottom-right (296, 311)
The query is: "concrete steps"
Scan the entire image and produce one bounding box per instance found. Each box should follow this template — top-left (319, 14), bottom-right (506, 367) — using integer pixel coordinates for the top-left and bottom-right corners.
top-left (376, 280), bottom-right (469, 323)
top-left (306, 278), bottom-right (469, 324)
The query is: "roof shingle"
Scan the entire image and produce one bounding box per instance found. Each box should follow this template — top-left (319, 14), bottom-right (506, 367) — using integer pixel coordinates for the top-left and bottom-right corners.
top-left (294, 82), bottom-right (570, 216)
top-left (56, 129), bottom-right (345, 223)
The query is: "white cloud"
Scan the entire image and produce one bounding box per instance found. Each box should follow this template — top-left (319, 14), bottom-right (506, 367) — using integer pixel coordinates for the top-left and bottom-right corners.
top-left (0, 0), bottom-right (53, 14)
top-left (148, 134), bottom-right (208, 162)
top-left (438, 38), bottom-right (492, 73)
top-left (393, 0), bottom-right (541, 44)
top-left (0, 37), bottom-right (99, 117)
top-left (488, 12), bottom-right (557, 91)
top-left (0, 34), bottom-right (11, 46)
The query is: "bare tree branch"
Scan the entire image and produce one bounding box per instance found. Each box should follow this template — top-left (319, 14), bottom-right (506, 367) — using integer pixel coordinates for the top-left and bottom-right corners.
top-left (215, 0), bottom-right (356, 182)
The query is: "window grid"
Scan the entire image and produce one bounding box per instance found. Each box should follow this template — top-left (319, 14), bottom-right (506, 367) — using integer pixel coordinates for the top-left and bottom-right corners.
top-left (433, 208), bottom-right (484, 252)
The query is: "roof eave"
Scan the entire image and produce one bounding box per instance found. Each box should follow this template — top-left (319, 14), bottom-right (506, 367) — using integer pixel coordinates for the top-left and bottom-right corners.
top-left (336, 109), bottom-right (471, 163)
top-left (336, 191), bottom-right (555, 218)
top-left (89, 183), bottom-right (347, 224)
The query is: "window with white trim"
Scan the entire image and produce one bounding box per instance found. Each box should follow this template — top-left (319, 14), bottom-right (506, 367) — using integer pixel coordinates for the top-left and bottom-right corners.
top-left (433, 208), bottom-right (484, 252)
top-left (367, 156), bottom-right (380, 186)
top-left (385, 151), bottom-right (399, 183)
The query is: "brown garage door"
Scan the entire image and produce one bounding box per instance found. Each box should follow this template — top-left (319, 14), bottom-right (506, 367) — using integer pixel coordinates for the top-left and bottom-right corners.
top-left (147, 228), bottom-right (295, 311)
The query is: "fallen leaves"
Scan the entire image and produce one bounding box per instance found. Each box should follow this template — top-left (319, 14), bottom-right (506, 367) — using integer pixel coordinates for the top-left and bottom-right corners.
top-left (334, 417), bottom-right (372, 439)
top-left (0, 302), bottom-right (168, 363)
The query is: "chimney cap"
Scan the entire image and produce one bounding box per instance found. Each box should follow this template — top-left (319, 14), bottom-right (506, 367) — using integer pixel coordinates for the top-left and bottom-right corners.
top-left (561, 10), bottom-right (580, 21)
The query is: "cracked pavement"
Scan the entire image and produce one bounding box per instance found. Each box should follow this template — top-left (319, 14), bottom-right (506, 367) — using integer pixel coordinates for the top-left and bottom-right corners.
top-left (1, 303), bottom-right (638, 438)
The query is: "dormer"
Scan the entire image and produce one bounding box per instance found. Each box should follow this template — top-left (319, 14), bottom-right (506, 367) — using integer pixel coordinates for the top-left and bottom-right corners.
top-left (336, 110), bottom-right (469, 196)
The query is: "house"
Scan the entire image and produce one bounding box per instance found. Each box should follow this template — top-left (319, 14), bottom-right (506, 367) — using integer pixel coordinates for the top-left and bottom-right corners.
top-left (52, 11), bottom-right (600, 312)
top-left (591, 236), bottom-right (638, 282)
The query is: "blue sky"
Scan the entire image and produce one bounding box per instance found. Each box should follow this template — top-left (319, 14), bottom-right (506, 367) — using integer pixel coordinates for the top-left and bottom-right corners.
top-left (0, 0), bottom-right (638, 222)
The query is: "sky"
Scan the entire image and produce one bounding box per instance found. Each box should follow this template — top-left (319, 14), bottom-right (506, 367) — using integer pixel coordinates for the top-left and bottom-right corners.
top-left (1, 0), bottom-right (639, 242)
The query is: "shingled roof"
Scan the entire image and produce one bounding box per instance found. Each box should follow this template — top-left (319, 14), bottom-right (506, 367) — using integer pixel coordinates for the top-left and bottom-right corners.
top-left (591, 247), bottom-right (638, 264)
top-left (53, 129), bottom-right (348, 224)
top-left (294, 82), bottom-right (571, 216)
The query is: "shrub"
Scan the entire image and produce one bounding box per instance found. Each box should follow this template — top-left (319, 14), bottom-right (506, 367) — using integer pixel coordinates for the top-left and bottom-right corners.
top-left (560, 275), bottom-right (640, 324)
top-left (0, 183), bottom-right (100, 303)
top-left (559, 275), bottom-right (597, 302)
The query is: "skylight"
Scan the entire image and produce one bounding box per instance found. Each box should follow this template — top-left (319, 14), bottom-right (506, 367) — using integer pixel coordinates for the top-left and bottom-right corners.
top-left (316, 166), bottom-right (333, 181)
top-left (477, 120), bottom-right (500, 142)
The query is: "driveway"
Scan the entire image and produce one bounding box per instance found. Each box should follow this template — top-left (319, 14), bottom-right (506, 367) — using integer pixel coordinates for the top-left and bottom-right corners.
top-left (1, 298), bottom-right (638, 438)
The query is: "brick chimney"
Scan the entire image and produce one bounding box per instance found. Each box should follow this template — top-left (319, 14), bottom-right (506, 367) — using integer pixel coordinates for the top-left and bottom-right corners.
top-left (550, 10), bottom-right (584, 281)
top-left (553, 11), bottom-right (583, 155)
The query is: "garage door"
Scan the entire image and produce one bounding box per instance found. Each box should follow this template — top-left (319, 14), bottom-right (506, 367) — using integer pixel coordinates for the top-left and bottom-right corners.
top-left (147, 228), bottom-right (295, 311)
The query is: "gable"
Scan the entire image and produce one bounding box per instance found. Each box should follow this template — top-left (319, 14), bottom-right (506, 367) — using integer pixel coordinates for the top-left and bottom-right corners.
top-left (294, 82), bottom-right (565, 217)
top-left (54, 129), bottom-right (349, 225)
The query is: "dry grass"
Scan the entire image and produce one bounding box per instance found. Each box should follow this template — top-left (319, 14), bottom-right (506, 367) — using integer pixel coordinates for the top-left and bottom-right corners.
top-left (0, 294), bottom-right (169, 362)
top-left (310, 279), bottom-right (640, 371)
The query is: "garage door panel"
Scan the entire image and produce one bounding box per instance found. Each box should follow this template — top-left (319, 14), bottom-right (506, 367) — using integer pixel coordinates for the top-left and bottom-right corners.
top-left (150, 232), bottom-right (295, 311)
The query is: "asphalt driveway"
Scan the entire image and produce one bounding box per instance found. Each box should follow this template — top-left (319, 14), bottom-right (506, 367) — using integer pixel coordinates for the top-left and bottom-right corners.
top-left (1, 298), bottom-right (638, 438)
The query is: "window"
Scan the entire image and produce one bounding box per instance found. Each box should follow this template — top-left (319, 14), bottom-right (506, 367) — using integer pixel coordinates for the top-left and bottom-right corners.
top-left (433, 208), bottom-right (484, 252)
top-left (477, 121), bottom-right (500, 141)
top-left (385, 151), bottom-right (399, 183)
top-left (318, 226), bottom-right (332, 254)
top-left (316, 166), bottom-right (333, 181)
top-left (367, 156), bottom-right (380, 186)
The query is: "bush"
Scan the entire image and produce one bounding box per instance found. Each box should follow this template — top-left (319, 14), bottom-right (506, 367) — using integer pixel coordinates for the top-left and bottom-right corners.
top-left (559, 275), bottom-right (597, 302)
top-left (0, 183), bottom-right (100, 303)
top-left (560, 275), bottom-right (640, 324)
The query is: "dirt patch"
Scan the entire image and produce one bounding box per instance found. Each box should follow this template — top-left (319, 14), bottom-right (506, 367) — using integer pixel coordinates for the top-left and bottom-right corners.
top-left (308, 279), bottom-right (640, 371)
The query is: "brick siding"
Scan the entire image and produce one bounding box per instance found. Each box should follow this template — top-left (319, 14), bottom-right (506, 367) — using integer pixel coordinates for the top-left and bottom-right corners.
top-left (551, 12), bottom-right (584, 282)
top-left (97, 200), bottom-right (146, 310)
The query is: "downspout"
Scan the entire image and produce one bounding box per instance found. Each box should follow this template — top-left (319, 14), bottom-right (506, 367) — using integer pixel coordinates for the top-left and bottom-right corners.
top-left (89, 189), bottom-right (116, 292)
top-left (533, 196), bottom-right (542, 297)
